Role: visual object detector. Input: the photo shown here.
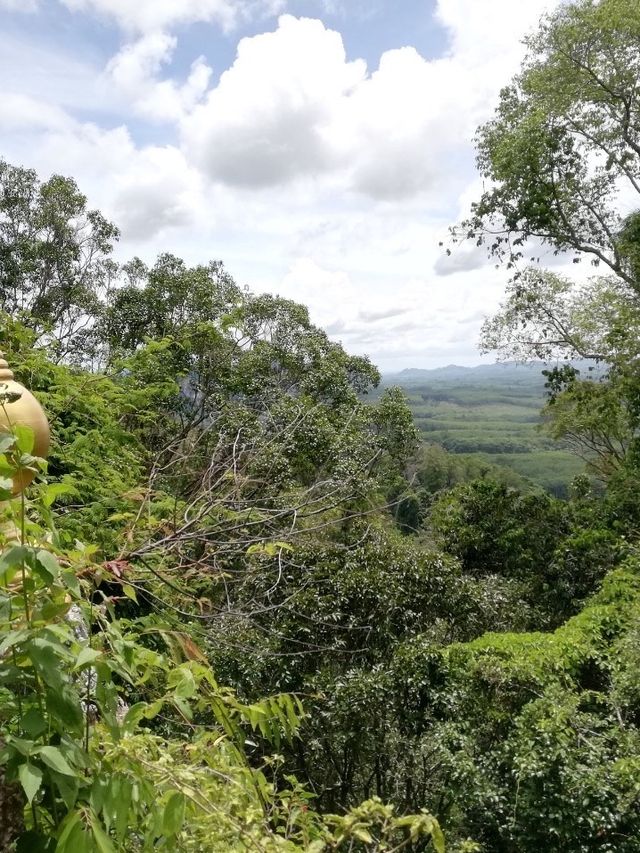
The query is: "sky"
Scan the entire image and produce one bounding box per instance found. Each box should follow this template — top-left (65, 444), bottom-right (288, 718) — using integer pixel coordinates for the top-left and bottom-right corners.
top-left (0, 0), bottom-right (561, 371)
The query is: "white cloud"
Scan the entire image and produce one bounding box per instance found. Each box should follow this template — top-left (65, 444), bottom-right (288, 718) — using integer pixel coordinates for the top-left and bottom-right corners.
top-left (181, 5), bottom-right (558, 200)
top-left (2, 94), bottom-right (205, 242)
top-left (183, 16), bottom-right (366, 186)
top-left (0, 0), bottom-right (567, 367)
top-left (0, 30), bottom-right (118, 116)
top-left (3, 94), bottom-right (71, 132)
top-left (60, 0), bottom-right (285, 34)
top-left (106, 33), bottom-right (212, 121)
top-left (181, 16), bottom-right (462, 196)
top-left (108, 141), bottom-right (205, 239)
top-left (268, 256), bottom-right (509, 370)
top-left (433, 0), bottom-right (560, 137)
top-left (434, 247), bottom-right (487, 277)
top-left (335, 48), bottom-right (458, 200)
top-left (436, 0), bottom-right (556, 62)
top-left (106, 31), bottom-right (176, 90)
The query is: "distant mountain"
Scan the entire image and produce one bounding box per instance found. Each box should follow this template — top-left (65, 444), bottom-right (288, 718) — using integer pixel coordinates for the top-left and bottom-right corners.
top-left (386, 360), bottom-right (603, 384)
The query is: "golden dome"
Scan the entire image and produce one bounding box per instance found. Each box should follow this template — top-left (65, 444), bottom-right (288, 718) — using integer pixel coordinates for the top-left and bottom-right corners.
top-left (0, 353), bottom-right (49, 493)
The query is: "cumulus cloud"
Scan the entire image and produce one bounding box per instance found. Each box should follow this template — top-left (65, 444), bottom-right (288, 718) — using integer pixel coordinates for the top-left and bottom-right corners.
top-left (106, 33), bottom-right (212, 121)
top-left (434, 246), bottom-right (487, 277)
top-left (180, 3), bottom-right (558, 199)
top-left (430, 0), bottom-right (561, 150)
top-left (3, 94), bottom-right (71, 132)
top-left (3, 95), bottom-right (205, 242)
top-left (436, 0), bottom-right (557, 62)
top-left (181, 17), bottom-right (460, 196)
top-left (60, 0), bottom-right (285, 34)
top-left (0, 30), bottom-right (117, 115)
top-left (110, 144), bottom-right (205, 239)
top-left (333, 47), bottom-right (459, 200)
top-left (0, 0), bottom-right (566, 367)
top-left (269, 257), bottom-right (509, 369)
top-left (106, 32), bottom-right (175, 90)
top-left (359, 307), bottom-right (409, 322)
top-left (182, 16), bottom-right (366, 186)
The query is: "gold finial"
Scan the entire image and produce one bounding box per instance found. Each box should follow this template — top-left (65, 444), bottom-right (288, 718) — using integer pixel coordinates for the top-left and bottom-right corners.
top-left (0, 350), bottom-right (50, 494)
top-left (0, 352), bottom-right (14, 382)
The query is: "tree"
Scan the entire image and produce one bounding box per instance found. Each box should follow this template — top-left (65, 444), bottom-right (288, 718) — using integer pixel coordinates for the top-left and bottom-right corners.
top-left (0, 160), bottom-right (119, 357)
top-left (479, 268), bottom-right (640, 363)
top-left (0, 420), bottom-right (447, 852)
top-left (388, 564), bottom-right (640, 852)
top-left (429, 479), bottom-right (566, 580)
top-left (457, 0), bottom-right (640, 285)
top-left (543, 377), bottom-right (633, 478)
top-left (100, 254), bottom-right (241, 360)
top-left (465, 0), bottom-right (640, 484)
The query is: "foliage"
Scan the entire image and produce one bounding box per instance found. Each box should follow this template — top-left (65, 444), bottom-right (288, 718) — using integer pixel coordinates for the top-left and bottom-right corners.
top-left (10, 34), bottom-right (640, 845)
top-left (0, 424), bottom-right (445, 852)
top-left (0, 160), bottom-right (118, 358)
top-left (456, 0), bottom-right (640, 284)
top-left (479, 269), bottom-right (640, 363)
top-left (388, 564), bottom-right (640, 851)
top-left (379, 367), bottom-right (587, 496)
top-left (428, 477), bottom-right (619, 627)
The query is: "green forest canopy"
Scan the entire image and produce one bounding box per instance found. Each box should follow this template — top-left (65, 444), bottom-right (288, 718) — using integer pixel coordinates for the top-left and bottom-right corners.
top-left (2, 0), bottom-right (640, 850)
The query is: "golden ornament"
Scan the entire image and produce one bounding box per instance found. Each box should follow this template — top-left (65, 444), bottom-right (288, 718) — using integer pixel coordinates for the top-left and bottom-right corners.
top-left (0, 352), bottom-right (50, 493)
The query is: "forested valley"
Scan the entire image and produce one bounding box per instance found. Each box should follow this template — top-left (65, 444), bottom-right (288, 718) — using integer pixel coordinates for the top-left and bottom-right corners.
top-left (2, 0), bottom-right (640, 850)
top-left (375, 363), bottom-right (591, 496)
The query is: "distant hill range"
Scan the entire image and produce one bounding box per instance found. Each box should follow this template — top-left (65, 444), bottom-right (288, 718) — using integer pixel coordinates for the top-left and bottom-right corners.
top-left (385, 360), bottom-right (605, 384)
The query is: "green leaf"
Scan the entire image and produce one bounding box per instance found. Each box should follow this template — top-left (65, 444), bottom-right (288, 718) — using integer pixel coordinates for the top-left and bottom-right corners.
top-left (19, 762), bottom-right (43, 804)
top-left (106, 512), bottom-right (133, 522)
top-left (114, 778), bottom-right (132, 840)
top-left (0, 455), bottom-right (15, 475)
top-left (90, 776), bottom-right (109, 817)
top-left (122, 584), bottom-right (137, 602)
top-left (55, 813), bottom-right (88, 853)
top-left (247, 540), bottom-right (293, 557)
top-left (122, 699), bottom-right (163, 732)
top-left (172, 695), bottom-right (193, 721)
top-left (29, 642), bottom-right (65, 691)
top-left (89, 812), bottom-right (116, 853)
top-left (353, 828), bottom-right (373, 843)
top-left (61, 570), bottom-right (81, 597)
top-left (35, 549), bottom-right (60, 581)
top-left (43, 482), bottom-right (78, 509)
top-left (162, 791), bottom-right (186, 836)
top-left (0, 628), bottom-right (28, 655)
top-left (170, 666), bottom-right (196, 699)
top-left (21, 708), bottom-right (47, 738)
top-left (54, 772), bottom-right (80, 811)
top-left (0, 546), bottom-right (28, 587)
top-left (6, 736), bottom-right (35, 757)
top-left (73, 646), bottom-right (102, 670)
top-left (45, 686), bottom-right (84, 733)
top-left (37, 745), bottom-right (75, 777)
top-left (14, 424), bottom-right (34, 454)
top-left (431, 821), bottom-right (446, 853)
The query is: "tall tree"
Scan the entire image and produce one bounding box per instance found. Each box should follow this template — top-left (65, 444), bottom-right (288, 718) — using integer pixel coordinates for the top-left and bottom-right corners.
top-left (458, 0), bottom-right (640, 285)
top-left (0, 160), bottom-right (119, 358)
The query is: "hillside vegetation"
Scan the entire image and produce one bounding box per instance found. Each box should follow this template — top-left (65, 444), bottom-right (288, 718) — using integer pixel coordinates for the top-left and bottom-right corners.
top-left (2, 1), bottom-right (640, 851)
